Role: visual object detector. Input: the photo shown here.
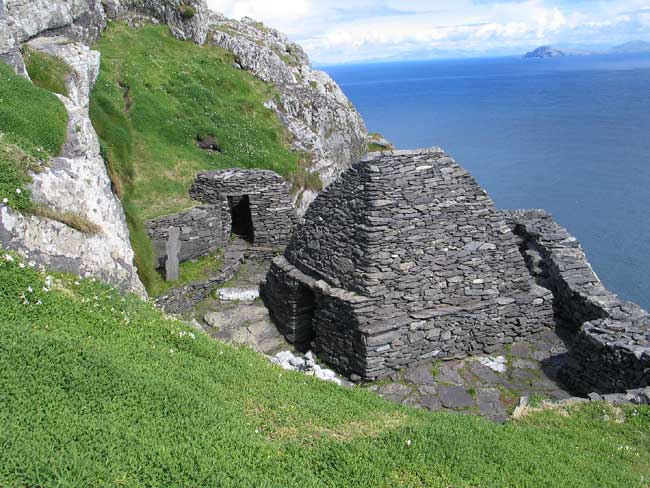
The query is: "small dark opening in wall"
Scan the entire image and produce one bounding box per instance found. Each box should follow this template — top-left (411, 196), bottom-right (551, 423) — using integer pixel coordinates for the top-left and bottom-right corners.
top-left (228, 195), bottom-right (254, 243)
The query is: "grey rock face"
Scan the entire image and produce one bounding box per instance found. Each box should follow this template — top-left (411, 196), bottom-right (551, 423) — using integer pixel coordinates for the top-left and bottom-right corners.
top-left (0, 37), bottom-right (145, 295)
top-left (209, 15), bottom-right (368, 213)
top-left (0, 0), bottom-right (106, 55)
top-left (107, 0), bottom-right (210, 44)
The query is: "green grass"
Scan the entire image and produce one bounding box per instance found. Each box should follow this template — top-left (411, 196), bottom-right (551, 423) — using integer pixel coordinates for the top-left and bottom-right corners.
top-left (0, 61), bottom-right (68, 211)
top-left (178, 4), bottom-right (196, 19)
top-left (89, 23), bottom-right (301, 290)
top-left (0, 252), bottom-right (649, 487)
top-left (150, 250), bottom-right (224, 297)
top-left (22, 45), bottom-right (72, 97)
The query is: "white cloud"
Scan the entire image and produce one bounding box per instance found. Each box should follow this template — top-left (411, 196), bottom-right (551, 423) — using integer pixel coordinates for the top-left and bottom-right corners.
top-left (205, 0), bottom-right (650, 63)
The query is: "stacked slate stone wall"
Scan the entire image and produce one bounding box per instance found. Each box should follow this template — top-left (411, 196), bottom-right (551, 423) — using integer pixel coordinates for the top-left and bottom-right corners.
top-left (155, 244), bottom-right (245, 314)
top-left (190, 169), bottom-right (297, 259)
top-left (145, 204), bottom-right (230, 268)
top-left (504, 210), bottom-right (649, 394)
top-left (265, 149), bottom-right (556, 380)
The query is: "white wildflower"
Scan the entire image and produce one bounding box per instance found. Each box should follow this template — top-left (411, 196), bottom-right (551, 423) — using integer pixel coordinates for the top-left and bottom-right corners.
top-left (406, 440), bottom-right (412, 447)
top-left (2, 198), bottom-right (7, 204)
top-left (15, 188), bottom-right (21, 194)
top-left (18, 262), bottom-right (25, 268)
top-left (4, 254), bottom-right (13, 262)
top-left (26, 286), bottom-right (33, 293)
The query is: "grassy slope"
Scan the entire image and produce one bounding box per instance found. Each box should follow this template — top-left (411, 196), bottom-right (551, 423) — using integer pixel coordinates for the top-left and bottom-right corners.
top-left (0, 254), bottom-right (648, 487)
top-left (89, 23), bottom-right (300, 290)
top-left (0, 61), bottom-right (68, 211)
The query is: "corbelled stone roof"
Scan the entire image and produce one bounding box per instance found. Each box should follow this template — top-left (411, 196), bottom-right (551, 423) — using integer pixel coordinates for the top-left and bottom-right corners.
top-left (286, 148), bottom-right (533, 307)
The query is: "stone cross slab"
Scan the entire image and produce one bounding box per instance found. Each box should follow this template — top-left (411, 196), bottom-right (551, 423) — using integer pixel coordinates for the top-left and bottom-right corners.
top-left (165, 226), bottom-right (181, 282)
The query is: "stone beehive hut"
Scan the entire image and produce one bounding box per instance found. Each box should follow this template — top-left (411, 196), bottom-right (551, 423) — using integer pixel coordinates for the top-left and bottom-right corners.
top-left (189, 169), bottom-right (297, 258)
top-left (262, 148), bottom-right (555, 380)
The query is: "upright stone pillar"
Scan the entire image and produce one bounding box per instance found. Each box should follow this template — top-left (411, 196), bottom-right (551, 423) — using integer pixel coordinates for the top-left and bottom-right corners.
top-left (165, 226), bottom-right (181, 282)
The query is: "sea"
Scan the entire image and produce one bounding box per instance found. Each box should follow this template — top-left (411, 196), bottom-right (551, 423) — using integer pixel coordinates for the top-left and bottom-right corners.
top-left (323, 54), bottom-right (650, 310)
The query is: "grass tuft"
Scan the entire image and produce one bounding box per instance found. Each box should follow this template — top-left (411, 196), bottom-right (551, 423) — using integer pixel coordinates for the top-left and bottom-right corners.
top-left (31, 206), bottom-right (102, 235)
top-left (22, 45), bottom-right (71, 97)
top-left (179, 4), bottom-right (196, 19)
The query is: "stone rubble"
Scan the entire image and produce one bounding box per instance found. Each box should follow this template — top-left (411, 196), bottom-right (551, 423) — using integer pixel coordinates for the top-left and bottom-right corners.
top-left (269, 350), bottom-right (350, 386)
top-left (217, 288), bottom-right (259, 302)
top-left (479, 356), bottom-right (507, 373)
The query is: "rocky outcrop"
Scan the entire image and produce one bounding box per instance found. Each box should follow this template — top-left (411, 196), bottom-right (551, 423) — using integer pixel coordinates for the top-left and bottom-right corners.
top-left (0, 0), bottom-right (366, 293)
top-left (0, 0), bottom-right (107, 74)
top-left (0, 36), bottom-right (145, 295)
top-left (103, 0), bottom-right (210, 44)
top-left (0, 0), bottom-right (210, 73)
top-left (209, 15), bottom-right (368, 212)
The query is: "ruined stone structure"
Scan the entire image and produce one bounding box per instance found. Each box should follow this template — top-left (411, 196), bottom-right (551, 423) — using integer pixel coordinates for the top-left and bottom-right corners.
top-left (146, 204), bottom-right (231, 269)
top-left (190, 169), bottom-right (297, 259)
top-left (504, 210), bottom-right (649, 394)
top-left (262, 149), bottom-right (555, 380)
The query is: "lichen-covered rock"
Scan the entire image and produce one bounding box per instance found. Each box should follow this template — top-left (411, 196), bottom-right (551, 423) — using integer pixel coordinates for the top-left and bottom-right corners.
top-left (105, 0), bottom-right (210, 44)
top-left (209, 15), bottom-right (368, 212)
top-left (0, 37), bottom-right (145, 296)
top-left (0, 0), bottom-right (106, 53)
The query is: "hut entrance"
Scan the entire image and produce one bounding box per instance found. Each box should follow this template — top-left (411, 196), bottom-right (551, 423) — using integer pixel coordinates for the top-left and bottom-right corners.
top-left (228, 195), bottom-right (254, 243)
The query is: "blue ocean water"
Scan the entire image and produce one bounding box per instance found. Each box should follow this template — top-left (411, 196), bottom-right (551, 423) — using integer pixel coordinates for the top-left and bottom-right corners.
top-left (324, 55), bottom-right (650, 309)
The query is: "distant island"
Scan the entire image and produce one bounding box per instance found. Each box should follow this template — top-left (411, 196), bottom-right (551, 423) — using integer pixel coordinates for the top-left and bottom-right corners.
top-left (524, 40), bottom-right (650, 58)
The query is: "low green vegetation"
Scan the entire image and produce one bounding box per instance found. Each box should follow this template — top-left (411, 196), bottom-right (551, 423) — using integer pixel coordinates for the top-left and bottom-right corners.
top-left (430, 359), bottom-right (441, 379)
top-left (0, 61), bottom-right (68, 211)
top-left (0, 252), bottom-right (648, 487)
top-left (150, 250), bottom-right (224, 297)
top-left (90, 23), bottom-right (301, 290)
top-left (178, 4), bottom-right (196, 19)
top-left (368, 131), bottom-right (395, 152)
top-left (22, 45), bottom-right (71, 97)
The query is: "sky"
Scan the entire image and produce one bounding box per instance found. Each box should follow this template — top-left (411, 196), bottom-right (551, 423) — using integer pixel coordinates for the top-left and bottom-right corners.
top-left (206, 1), bottom-right (650, 64)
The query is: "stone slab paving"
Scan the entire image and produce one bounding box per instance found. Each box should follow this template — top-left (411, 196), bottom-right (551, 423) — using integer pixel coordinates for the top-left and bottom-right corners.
top-left (366, 329), bottom-right (573, 422)
top-left (188, 260), bottom-right (292, 356)
top-left (186, 260), bottom-right (575, 422)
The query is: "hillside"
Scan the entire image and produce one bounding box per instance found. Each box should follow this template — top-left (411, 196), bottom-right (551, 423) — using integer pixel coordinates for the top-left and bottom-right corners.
top-left (0, 252), bottom-right (649, 486)
top-left (89, 22), bottom-right (306, 289)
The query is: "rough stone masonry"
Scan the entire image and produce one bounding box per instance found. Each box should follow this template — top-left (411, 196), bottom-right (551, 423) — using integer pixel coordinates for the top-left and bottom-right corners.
top-left (262, 148), bottom-right (649, 393)
top-left (263, 148), bottom-right (555, 380)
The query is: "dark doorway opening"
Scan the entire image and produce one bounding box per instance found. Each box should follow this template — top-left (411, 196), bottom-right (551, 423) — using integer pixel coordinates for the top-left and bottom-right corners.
top-left (228, 195), bottom-right (254, 243)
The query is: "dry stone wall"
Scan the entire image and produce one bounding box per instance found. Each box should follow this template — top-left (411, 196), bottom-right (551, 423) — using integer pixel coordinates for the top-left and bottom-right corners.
top-left (504, 210), bottom-right (649, 394)
top-left (190, 169), bottom-right (297, 258)
top-left (264, 149), bottom-right (556, 380)
top-left (145, 204), bottom-right (230, 269)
